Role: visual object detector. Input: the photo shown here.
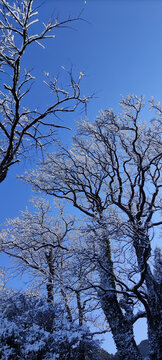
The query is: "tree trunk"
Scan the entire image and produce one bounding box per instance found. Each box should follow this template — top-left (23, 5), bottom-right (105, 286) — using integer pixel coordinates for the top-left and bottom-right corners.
top-left (46, 281), bottom-right (54, 303)
top-left (45, 249), bottom-right (55, 332)
top-left (98, 232), bottom-right (142, 360)
top-left (46, 248), bottom-right (55, 303)
top-left (100, 293), bottom-right (142, 360)
top-left (147, 316), bottom-right (162, 360)
top-left (134, 231), bottom-right (162, 360)
top-left (145, 267), bottom-right (162, 360)
top-left (77, 338), bottom-right (86, 360)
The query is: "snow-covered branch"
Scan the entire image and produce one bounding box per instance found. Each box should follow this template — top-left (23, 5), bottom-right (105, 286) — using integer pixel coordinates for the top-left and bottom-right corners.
top-left (0, 0), bottom-right (92, 182)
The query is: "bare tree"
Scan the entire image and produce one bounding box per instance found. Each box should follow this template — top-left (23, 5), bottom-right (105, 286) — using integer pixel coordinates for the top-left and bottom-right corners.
top-left (0, 0), bottom-right (91, 183)
top-left (24, 95), bottom-right (162, 360)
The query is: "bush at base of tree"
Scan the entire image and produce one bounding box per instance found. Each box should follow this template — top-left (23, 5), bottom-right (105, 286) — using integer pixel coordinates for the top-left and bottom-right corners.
top-left (0, 289), bottom-right (102, 360)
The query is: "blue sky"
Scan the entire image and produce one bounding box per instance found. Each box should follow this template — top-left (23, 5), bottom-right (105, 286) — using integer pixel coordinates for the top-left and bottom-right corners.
top-left (0, 0), bottom-right (162, 354)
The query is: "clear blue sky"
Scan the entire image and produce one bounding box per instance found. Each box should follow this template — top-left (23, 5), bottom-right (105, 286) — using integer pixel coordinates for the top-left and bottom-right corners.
top-left (1, 0), bottom-right (162, 354)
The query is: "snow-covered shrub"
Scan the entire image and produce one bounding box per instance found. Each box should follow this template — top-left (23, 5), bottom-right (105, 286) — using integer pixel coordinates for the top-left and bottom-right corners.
top-left (0, 289), bottom-right (101, 359)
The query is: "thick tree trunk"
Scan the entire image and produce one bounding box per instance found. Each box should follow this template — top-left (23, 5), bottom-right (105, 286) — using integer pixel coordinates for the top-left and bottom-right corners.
top-left (97, 231), bottom-right (142, 360)
top-left (134, 231), bottom-right (162, 360)
top-left (147, 316), bottom-right (162, 360)
top-left (100, 293), bottom-right (142, 360)
top-left (145, 267), bottom-right (162, 360)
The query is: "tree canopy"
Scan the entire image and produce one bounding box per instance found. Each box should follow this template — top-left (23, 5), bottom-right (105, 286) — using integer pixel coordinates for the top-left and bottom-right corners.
top-left (21, 95), bottom-right (162, 360)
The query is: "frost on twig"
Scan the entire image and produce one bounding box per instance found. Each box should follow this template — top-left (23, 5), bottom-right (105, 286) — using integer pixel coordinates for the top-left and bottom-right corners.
top-left (0, 0), bottom-right (92, 183)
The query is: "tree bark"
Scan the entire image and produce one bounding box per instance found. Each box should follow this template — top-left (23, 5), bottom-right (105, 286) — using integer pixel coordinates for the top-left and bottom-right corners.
top-left (145, 267), bottom-right (162, 360)
top-left (134, 231), bottom-right (162, 360)
top-left (46, 248), bottom-right (54, 303)
top-left (98, 233), bottom-right (142, 360)
top-left (100, 293), bottom-right (142, 360)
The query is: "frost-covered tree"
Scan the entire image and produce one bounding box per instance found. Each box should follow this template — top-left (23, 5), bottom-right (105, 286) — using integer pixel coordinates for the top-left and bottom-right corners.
top-left (0, 198), bottom-right (106, 342)
top-left (23, 95), bottom-right (162, 360)
top-left (0, 0), bottom-right (90, 183)
top-left (0, 198), bottom-right (76, 304)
